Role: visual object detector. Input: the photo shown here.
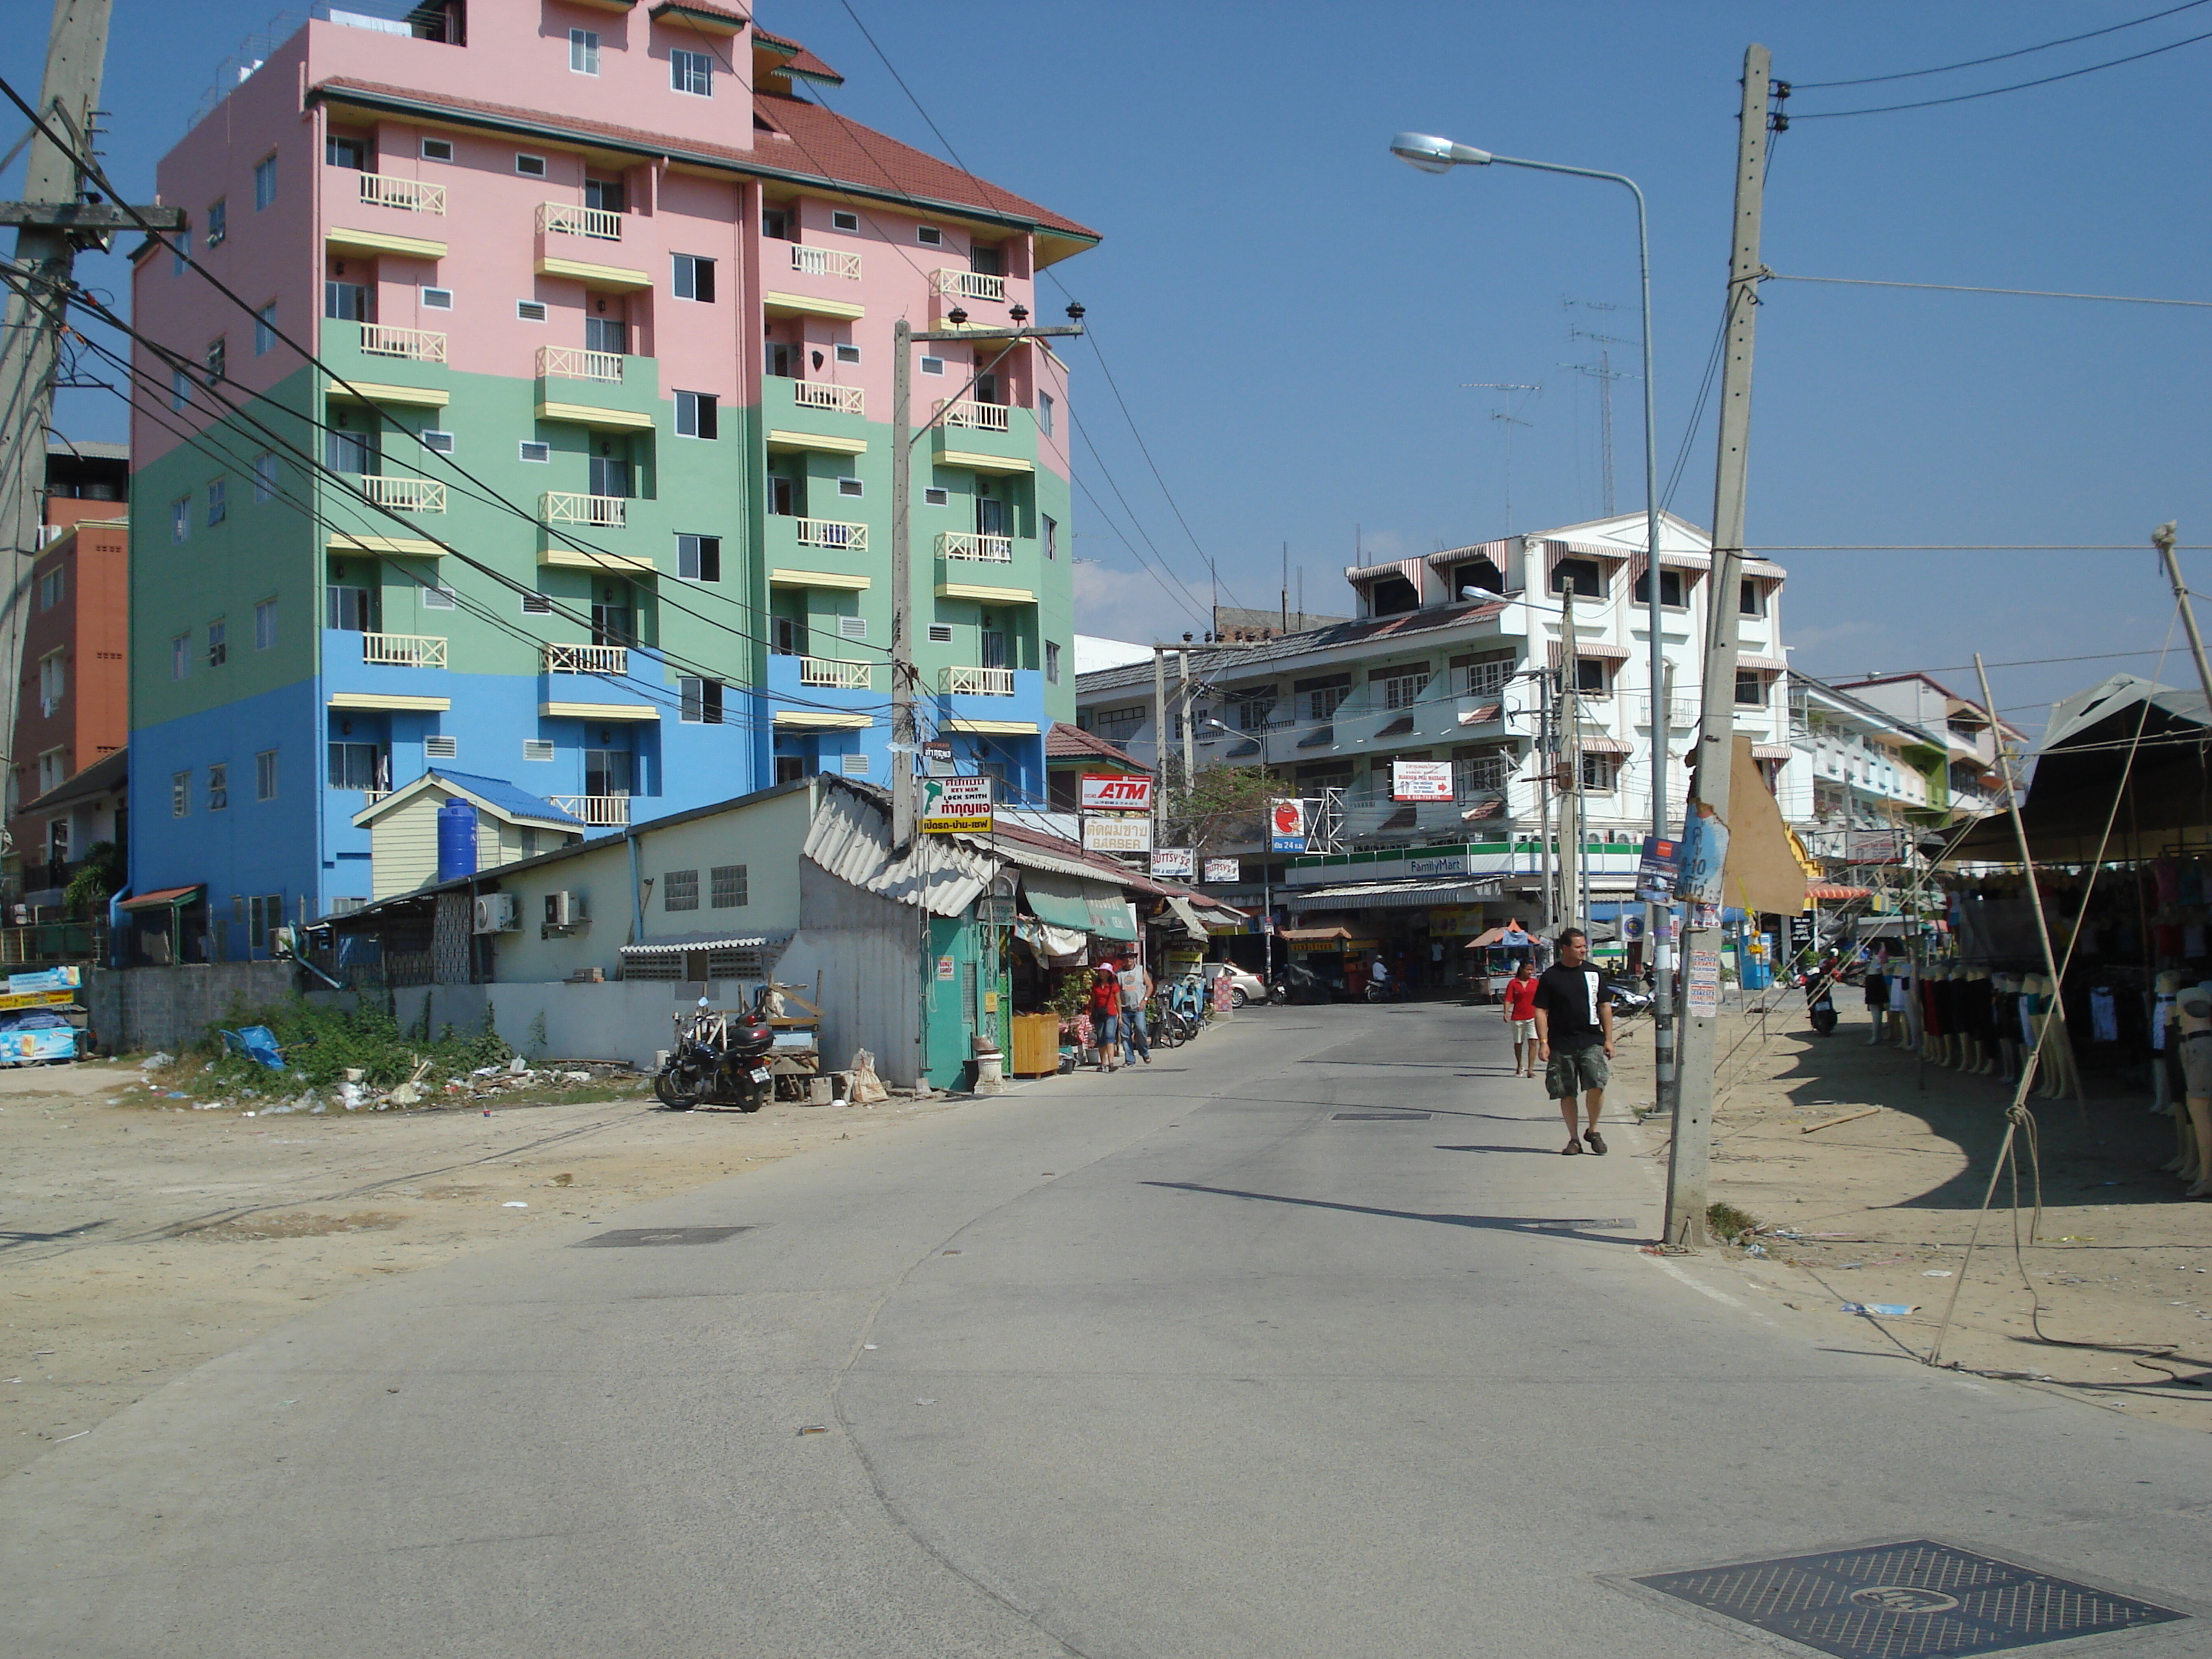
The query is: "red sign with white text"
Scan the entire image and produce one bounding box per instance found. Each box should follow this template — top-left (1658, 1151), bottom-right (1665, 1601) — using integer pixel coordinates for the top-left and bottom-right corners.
top-left (1081, 773), bottom-right (1154, 811)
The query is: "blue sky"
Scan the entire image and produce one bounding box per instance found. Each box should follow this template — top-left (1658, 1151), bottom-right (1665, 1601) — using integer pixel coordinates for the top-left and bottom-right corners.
top-left (19, 1), bottom-right (2212, 735)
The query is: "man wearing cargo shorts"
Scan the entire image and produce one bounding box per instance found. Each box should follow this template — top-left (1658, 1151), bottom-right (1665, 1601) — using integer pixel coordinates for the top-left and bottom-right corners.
top-left (1532, 927), bottom-right (1614, 1155)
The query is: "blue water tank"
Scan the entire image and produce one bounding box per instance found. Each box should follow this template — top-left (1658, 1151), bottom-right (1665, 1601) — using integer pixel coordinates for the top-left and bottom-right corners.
top-left (436, 798), bottom-right (479, 884)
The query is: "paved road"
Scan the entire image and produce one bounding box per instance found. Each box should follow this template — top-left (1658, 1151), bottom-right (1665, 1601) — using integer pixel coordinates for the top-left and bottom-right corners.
top-left (6, 1003), bottom-right (2208, 1656)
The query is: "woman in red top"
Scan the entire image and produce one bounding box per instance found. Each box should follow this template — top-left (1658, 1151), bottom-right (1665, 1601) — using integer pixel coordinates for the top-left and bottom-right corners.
top-left (1089, 963), bottom-right (1124, 1072)
top-left (1501, 959), bottom-right (1541, 1078)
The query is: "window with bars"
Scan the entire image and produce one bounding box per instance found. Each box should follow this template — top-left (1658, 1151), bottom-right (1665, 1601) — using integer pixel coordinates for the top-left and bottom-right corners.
top-left (664, 869), bottom-right (699, 911)
top-left (1453, 752), bottom-right (1511, 798)
top-left (1580, 752), bottom-right (1620, 793)
top-left (711, 864), bottom-right (748, 907)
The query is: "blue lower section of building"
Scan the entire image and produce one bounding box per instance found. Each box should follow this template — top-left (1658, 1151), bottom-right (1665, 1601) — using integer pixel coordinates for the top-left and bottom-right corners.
top-left (130, 647), bottom-right (1053, 945)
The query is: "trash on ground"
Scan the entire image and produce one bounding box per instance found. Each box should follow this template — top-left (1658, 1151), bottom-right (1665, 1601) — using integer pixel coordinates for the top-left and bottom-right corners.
top-left (797, 1424), bottom-right (827, 1435)
top-left (1842, 1302), bottom-right (1917, 1317)
top-left (503, 1200), bottom-right (529, 1208)
top-left (1923, 1269), bottom-right (1954, 1277)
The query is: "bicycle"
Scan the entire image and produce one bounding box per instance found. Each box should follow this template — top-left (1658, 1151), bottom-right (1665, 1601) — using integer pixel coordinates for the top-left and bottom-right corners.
top-left (1146, 995), bottom-right (1195, 1048)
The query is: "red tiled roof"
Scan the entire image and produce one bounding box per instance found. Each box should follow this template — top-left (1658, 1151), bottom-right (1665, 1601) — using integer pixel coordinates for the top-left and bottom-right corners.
top-left (752, 92), bottom-right (1098, 241)
top-left (655, 0), bottom-right (751, 26)
top-left (311, 78), bottom-right (1096, 243)
top-left (1045, 721), bottom-right (1152, 769)
top-left (750, 27), bottom-right (843, 84)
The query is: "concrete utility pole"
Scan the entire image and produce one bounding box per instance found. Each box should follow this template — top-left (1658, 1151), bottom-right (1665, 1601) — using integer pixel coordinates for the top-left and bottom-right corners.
top-left (1663, 42), bottom-right (1771, 1249)
top-left (0, 0), bottom-right (174, 839)
top-left (889, 311), bottom-right (1082, 848)
top-left (2154, 521), bottom-right (2212, 714)
top-left (1558, 585), bottom-right (1581, 929)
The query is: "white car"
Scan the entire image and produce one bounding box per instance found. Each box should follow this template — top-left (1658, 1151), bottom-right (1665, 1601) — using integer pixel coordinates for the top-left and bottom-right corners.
top-left (1201, 962), bottom-right (1269, 1009)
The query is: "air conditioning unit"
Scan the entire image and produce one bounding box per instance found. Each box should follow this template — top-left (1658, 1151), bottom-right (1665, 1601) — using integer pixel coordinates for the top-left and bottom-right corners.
top-left (473, 893), bottom-right (518, 935)
top-left (544, 889), bottom-right (588, 927)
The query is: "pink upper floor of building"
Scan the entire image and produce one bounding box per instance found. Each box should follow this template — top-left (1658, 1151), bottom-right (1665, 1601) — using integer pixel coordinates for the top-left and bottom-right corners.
top-left (133, 4), bottom-right (1088, 480)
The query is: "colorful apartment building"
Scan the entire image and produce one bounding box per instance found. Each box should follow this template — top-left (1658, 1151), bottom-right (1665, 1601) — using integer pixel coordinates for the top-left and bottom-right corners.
top-left (5, 441), bottom-right (131, 907)
top-left (127, 0), bottom-right (1094, 952)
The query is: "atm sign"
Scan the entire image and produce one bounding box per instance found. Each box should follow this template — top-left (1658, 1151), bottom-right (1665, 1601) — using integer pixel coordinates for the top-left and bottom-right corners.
top-left (1081, 773), bottom-right (1154, 811)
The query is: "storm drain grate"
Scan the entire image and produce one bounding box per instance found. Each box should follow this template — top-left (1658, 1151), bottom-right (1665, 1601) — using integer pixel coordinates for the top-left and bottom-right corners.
top-left (1634, 1539), bottom-right (2185, 1658)
top-left (575, 1226), bottom-right (758, 1248)
top-left (1331, 1111), bottom-right (1432, 1120)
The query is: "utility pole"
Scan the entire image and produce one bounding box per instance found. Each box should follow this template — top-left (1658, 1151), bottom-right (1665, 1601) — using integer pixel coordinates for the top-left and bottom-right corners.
top-left (1664, 43), bottom-right (1771, 1250)
top-left (2154, 522), bottom-right (2212, 713)
top-left (1558, 585), bottom-right (1583, 930)
top-left (0, 1), bottom-right (176, 842)
top-left (890, 308), bottom-right (1083, 848)
top-left (1179, 646), bottom-right (1195, 801)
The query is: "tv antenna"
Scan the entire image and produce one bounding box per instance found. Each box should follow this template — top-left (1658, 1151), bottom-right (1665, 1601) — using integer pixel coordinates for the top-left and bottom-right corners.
top-left (1559, 333), bottom-right (1639, 518)
top-left (1462, 382), bottom-right (1540, 534)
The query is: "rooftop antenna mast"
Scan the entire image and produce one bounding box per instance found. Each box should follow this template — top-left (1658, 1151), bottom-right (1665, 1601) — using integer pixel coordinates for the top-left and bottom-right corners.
top-left (1462, 382), bottom-right (1539, 536)
top-left (1561, 328), bottom-right (1638, 518)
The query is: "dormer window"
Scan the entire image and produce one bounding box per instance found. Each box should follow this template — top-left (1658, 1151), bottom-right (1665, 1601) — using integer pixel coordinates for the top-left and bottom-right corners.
top-left (1368, 577), bottom-right (1418, 616)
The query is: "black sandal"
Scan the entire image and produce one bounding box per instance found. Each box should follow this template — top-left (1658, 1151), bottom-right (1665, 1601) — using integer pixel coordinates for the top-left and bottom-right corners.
top-left (1560, 1140), bottom-right (1586, 1155)
top-left (1583, 1130), bottom-right (1607, 1155)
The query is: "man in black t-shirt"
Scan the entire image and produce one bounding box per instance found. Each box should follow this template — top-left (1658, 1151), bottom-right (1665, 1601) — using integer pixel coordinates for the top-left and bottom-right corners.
top-left (1532, 927), bottom-right (1614, 1155)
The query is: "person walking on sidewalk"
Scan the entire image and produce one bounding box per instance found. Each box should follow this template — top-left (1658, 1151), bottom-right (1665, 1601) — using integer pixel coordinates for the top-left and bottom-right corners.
top-left (1532, 927), bottom-right (1614, 1154)
top-left (1501, 959), bottom-right (1540, 1077)
top-left (1118, 955), bottom-right (1155, 1066)
top-left (1089, 963), bottom-right (1124, 1072)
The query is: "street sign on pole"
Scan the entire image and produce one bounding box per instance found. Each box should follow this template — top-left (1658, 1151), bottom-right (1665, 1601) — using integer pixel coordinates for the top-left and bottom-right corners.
top-left (1269, 798), bottom-right (1309, 853)
top-left (920, 775), bottom-right (993, 834)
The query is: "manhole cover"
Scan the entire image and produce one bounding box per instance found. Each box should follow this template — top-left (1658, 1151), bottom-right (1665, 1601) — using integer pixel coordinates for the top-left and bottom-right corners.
top-left (1634, 1539), bottom-right (2185, 1657)
top-left (574, 1226), bottom-right (757, 1248)
top-left (1331, 1111), bottom-right (1432, 1120)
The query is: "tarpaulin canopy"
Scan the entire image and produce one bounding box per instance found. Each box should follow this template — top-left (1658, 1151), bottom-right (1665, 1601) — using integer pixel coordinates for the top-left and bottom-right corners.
top-left (1163, 896), bottom-right (1210, 936)
top-left (1022, 871), bottom-right (1138, 941)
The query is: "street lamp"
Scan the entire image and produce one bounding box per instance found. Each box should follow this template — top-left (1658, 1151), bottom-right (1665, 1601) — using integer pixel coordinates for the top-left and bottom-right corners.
top-left (1389, 127), bottom-right (1671, 1058)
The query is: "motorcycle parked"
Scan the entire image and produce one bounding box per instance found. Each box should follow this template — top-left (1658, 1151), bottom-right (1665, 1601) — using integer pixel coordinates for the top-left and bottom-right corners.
top-left (1604, 979), bottom-right (1655, 1021)
top-left (655, 992), bottom-right (777, 1111)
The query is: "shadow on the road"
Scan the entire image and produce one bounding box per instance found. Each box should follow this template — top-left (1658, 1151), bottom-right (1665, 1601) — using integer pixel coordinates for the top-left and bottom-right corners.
top-left (1143, 1181), bottom-right (1642, 1244)
top-left (0, 1219), bottom-right (111, 1252)
top-left (1433, 1144), bottom-right (1560, 1156)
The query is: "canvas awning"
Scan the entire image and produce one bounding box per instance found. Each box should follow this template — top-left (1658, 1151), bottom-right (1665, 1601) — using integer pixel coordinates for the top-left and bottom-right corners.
top-left (1163, 895), bottom-right (1209, 936)
top-left (1022, 871), bottom-right (1138, 940)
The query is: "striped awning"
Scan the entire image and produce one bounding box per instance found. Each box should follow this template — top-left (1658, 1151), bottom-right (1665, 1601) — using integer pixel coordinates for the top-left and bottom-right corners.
top-left (1737, 655), bottom-right (1788, 673)
top-left (1457, 703), bottom-right (1502, 726)
top-left (1750, 742), bottom-right (1795, 760)
top-left (1548, 641), bottom-right (1633, 665)
top-left (1574, 734), bottom-right (1637, 756)
top-left (621, 935), bottom-right (783, 958)
top-left (1808, 882), bottom-right (1872, 901)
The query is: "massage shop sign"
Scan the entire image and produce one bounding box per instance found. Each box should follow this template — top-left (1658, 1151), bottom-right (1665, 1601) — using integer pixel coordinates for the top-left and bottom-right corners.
top-left (921, 775), bottom-right (994, 834)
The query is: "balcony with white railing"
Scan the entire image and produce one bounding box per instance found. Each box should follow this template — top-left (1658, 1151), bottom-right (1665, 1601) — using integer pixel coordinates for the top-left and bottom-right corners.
top-left (356, 172), bottom-right (446, 214)
top-left (361, 632), bottom-right (447, 668)
top-left (792, 517), bottom-right (867, 551)
top-left (552, 795), bottom-right (631, 827)
top-left (932, 268), bottom-right (1006, 302)
top-left (541, 491), bottom-right (626, 529)
top-left (941, 665), bottom-right (1015, 696)
top-left (360, 324), bottom-right (446, 362)
top-left (936, 398), bottom-right (1011, 433)
top-left (1637, 697), bottom-right (1699, 729)
top-left (938, 531), bottom-right (1012, 563)
top-left (535, 345), bottom-right (626, 383)
top-left (356, 475), bottom-right (446, 512)
top-left (800, 657), bottom-right (874, 689)
top-left (543, 643), bottom-right (629, 675)
top-left (789, 244), bottom-right (862, 279)
top-left (791, 380), bottom-right (865, 415)
top-left (537, 202), bottom-right (622, 241)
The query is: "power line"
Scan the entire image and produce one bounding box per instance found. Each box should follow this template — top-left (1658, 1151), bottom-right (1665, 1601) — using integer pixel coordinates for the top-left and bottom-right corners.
top-left (1794, 0), bottom-right (2212, 89)
top-left (1765, 271), bottom-right (2212, 310)
top-left (1791, 23), bottom-right (2212, 117)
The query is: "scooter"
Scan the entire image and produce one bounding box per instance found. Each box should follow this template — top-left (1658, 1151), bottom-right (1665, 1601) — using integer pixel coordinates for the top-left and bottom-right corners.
top-left (1604, 980), bottom-right (1655, 1020)
top-left (655, 992), bottom-right (778, 1110)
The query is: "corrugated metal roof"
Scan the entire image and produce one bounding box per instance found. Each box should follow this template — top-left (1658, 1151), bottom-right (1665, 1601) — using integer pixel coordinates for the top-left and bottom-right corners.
top-left (1072, 601), bottom-right (1510, 696)
top-left (621, 934), bottom-right (787, 958)
top-left (801, 779), bottom-right (994, 918)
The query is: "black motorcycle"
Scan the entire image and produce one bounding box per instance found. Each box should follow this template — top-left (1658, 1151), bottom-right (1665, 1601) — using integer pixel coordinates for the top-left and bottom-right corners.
top-left (655, 994), bottom-right (777, 1111)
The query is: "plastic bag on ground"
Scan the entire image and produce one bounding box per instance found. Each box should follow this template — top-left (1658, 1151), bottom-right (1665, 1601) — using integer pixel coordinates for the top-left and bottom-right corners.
top-left (848, 1049), bottom-right (889, 1106)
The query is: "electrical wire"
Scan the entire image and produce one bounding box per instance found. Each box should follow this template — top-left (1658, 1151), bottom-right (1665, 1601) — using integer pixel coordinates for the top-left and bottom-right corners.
top-left (1794, 0), bottom-right (2212, 89)
top-left (1764, 271), bottom-right (2212, 310)
top-left (1791, 23), bottom-right (2212, 118)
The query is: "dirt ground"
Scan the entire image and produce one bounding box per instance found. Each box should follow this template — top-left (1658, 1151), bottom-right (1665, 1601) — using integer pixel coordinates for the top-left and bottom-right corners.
top-left (1608, 995), bottom-right (2212, 1428)
top-left (0, 1057), bottom-right (970, 1480)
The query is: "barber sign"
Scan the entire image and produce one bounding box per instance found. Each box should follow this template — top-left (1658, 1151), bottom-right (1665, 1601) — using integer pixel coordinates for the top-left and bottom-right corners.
top-left (1080, 773), bottom-right (1154, 811)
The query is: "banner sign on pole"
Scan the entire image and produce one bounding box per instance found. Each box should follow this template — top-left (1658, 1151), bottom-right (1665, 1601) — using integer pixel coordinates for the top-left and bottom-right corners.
top-left (1390, 760), bottom-right (1453, 802)
top-left (921, 775), bottom-right (994, 834)
top-left (1079, 773), bottom-right (1154, 811)
top-left (1676, 805), bottom-right (1729, 907)
top-left (6, 965), bottom-right (78, 994)
top-left (1082, 814), bottom-right (1152, 854)
top-left (1635, 835), bottom-right (1680, 903)
top-left (1149, 848), bottom-right (1195, 880)
top-left (1269, 797), bottom-right (1309, 854)
top-left (1202, 858), bottom-right (1241, 884)
top-left (1686, 948), bottom-right (1722, 1017)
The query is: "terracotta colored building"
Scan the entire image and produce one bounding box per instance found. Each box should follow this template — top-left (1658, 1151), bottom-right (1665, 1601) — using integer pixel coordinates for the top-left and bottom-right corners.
top-left (6, 441), bottom-right (131, 905)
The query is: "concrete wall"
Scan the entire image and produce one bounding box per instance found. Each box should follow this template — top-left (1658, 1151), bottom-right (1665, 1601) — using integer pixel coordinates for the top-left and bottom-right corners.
top-left (89, 961), bottom-right (307, 1056)
top-left (393, 978), bottom-right (750, 1072)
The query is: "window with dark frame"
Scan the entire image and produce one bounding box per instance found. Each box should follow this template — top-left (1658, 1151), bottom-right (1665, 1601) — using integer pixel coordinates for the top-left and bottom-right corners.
top-left (680, 678), bottom-right (725, 724)
top-left (674, 391), bottom-right (719, 439)
top-left (677, 534), bottom-right (721, 582)
top-left (672, 254), bottom-right (716, 301)
top-left (1551, 557), bottom-right (1604, 598)
top-left (1632, 567), bottom-right (1686, 607)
